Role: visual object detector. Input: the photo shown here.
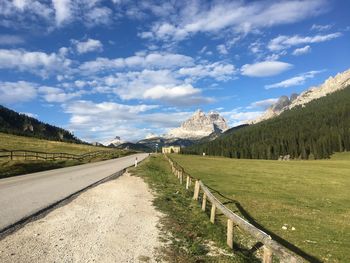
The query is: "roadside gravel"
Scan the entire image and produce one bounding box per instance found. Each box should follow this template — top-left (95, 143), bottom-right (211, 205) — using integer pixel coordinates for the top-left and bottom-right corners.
top-left (0, 172), bottom-right (164, 263)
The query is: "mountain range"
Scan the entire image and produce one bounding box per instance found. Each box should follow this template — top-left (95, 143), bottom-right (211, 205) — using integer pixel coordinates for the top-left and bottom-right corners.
top-left (184, 68), bottom-right (350, 159)
top-left (253, 68), bottom-right (350, 123)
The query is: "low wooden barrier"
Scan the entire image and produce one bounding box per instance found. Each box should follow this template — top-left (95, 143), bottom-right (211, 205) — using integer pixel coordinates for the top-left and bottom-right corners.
top-left (164, 154), bottom-right (303, 263)
top-left (0, 149), bottom-right (119, 161)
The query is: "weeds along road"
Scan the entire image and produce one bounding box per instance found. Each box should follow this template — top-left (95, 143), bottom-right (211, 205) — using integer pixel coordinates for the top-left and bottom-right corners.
top-left (0, 153), bottom-right (149, 232)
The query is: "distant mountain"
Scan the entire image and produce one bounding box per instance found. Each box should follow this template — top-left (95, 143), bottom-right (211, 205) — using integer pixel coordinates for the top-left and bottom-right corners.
top-left (0, 105), bottom-right (82, 143)
top-left (115, 142), bottom-right (152, 153)
top-left (166, 110), bottom-right (229, 139)
top-left (136, 110), bottom-right (230, 150)
top-left (107, 136), bottom-right (125, 147)
top-left (137, 136), bottom-right (196, 151)
top-left (253, 68), bottom-right (350, 123)
top-left (184, 85), bottom-right (350, 160)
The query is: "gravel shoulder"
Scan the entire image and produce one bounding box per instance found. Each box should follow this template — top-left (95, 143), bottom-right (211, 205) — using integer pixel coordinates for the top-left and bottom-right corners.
top-left (0, 172), bottom-right (164, 263)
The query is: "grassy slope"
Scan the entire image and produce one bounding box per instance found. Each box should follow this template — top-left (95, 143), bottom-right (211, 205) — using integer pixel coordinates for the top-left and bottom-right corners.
top-left (0, 132), bottom-right (129, 178)
top-left (0, 132), bottom-right (107, 154)
top-left (130, 155), bottom-right (258, 263)
top-left (170, 154), bottom-right (350, 262)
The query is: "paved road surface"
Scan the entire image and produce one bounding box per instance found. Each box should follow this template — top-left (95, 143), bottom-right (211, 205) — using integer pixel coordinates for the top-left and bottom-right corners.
top-left (0, 153), bottom-right (148, 232)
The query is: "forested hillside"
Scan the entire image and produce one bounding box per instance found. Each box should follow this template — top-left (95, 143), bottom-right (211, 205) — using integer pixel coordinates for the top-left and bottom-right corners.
top-left (183, 86), bottom-right (350, 159)
top-left (0, 105), bottom-right (82, 144)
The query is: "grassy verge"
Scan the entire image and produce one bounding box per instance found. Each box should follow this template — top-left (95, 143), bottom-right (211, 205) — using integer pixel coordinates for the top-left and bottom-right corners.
top-left (130, 154), bottom-right (259, 263)
top-left (170, 154), bottom-right (350, 262)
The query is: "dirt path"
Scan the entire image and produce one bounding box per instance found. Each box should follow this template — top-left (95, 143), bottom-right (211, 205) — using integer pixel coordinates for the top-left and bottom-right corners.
top-left (0, 172), bottom-right (164, 263)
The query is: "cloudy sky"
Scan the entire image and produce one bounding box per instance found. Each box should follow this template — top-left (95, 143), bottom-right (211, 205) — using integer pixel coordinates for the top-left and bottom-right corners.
top-left (0, 0), bottom-right (349, 143)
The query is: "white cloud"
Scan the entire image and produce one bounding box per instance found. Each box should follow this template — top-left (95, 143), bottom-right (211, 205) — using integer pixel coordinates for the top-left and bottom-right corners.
top-left (52, 0), bottom-right (72, 26)
top-left (0, 0), bottom-right (112, 30)
top-left (0, 35), bottom-right (24, 45)
top-left (265, 70), bottom-right (323, 89)
top-left (178, 62), bottom-right (236, 81)
top-left (0, 81), bottom-right (37, 104)
top-left (38, 86), bottom-right (84, 103)
top-left (268, 32), bottom-right (342, 51)
top-left (222, 109), bottom-right (264, 127)
top-left (79, 52), bottom-right (194, 74)
top-left (143, 84), bottom-right (212, 105)
top-left (63, 100), bottom-right (188, 142)
top-left (0, 48), bottom-right (71, 77)
top-left (143, 84), bottom-right (200, 100)
top-left (311, 24), bottom-right (333, 31)
top-left (217, 44), bottom-right (228, 55)
top-left (292, 45), bottom-right (311, 56)
top-left (20, 112), bottom-right (38, 118)
top-left (241, 61), bottom-right (292, 77)
top-left (140, 0), bottom-right (327, 42)
top-left (73, 38), bottom-right (103, 54)
top-left (248, 98), bottom-right (279, 109)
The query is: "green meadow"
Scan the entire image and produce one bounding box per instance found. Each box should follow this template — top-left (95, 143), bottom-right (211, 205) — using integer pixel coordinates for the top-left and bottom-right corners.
top-left (0, 132), bottom-right (128, 178)
top-left (170, 153), bottom-right (350, 262)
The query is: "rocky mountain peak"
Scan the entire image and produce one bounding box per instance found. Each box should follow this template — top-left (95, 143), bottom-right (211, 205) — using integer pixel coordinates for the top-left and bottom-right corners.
top-left (167, 110), bottom-right (229, 139)
top-left (107, 136), bottom-right (125, 146)
top-left (252, 68), bottom-right (350, 123)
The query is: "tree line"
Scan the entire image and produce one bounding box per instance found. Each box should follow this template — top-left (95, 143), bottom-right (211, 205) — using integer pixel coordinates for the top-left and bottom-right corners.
top-left (183, 86), bottom-right (350, 159)
top-left (0, 105), bottom-right (83, 144)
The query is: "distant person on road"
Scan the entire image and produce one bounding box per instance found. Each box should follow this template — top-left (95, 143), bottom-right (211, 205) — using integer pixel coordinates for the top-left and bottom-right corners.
top-left (135, 157), bottom-right (138, 167)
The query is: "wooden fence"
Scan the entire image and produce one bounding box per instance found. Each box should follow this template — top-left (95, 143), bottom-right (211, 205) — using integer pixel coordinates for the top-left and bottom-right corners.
top-left (0, 149), bottom-right (118, 161)
top-left (164, 154), bottom-right (303, 263)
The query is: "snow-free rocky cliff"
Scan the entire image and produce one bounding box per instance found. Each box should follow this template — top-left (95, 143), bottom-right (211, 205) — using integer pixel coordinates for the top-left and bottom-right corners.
top-left (166, 110), bottom-right (229, 139)
top-left (253, 68), bottom-right (350, 123)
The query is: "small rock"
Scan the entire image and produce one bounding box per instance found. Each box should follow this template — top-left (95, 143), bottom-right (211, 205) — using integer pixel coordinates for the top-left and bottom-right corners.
top-left (282, 226), bottom-right (287, 230)
top-left (291, 227), bottom-right (296, 231)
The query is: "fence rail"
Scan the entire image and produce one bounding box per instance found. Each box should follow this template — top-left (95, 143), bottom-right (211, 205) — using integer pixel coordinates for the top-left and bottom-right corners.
top-left (164, 154), bottom-right (303, 263)
top-left (0, 149), bottom-right (119, 161)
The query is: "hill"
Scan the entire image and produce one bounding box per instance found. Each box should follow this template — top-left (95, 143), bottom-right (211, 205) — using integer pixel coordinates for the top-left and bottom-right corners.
top-left (114, 142), bottom-right (153, 153)
top-left (184, 86), bottom-right (350, 159)
top-left (0, 105), bottom-right (82, 143)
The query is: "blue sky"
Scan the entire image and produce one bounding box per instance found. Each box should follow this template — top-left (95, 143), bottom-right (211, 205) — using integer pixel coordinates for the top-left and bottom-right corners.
top-left (0, 0), bottom-right (349, 143)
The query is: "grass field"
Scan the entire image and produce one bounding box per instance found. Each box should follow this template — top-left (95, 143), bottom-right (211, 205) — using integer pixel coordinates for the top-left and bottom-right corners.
top-left (0, 132), bottom-right (107, 154)
top-left (170, 153), bottom-right (350, 262)
top-left (0, 132), bottom-right (129, 178)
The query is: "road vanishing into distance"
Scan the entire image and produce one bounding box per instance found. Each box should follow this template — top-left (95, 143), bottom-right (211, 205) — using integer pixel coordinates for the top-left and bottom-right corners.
top-left (0, 153), bottom-right (149, 232)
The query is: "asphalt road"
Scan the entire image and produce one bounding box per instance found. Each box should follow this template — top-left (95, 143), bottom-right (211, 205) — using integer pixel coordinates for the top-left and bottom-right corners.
top-left (0, 153), bottom-right (149, 232)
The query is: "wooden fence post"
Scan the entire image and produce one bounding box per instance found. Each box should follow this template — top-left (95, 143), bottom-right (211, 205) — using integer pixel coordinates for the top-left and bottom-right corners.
top-left (201, 193), bottom-right (207, 211)
top-left (263, 246), bottom-right (272, 263)
top-left (186, 176), bottom-right (190, 190)
top-left (193, 180), bottom-right (200, 200)
top-left (10, 151), bottom-right (13, 160)
top-left (227, 219), bottom-right (234, 249)
top-left (210, 204), bottom-right (216, 223)
top-left (179, 170), bottom-right (183, 184)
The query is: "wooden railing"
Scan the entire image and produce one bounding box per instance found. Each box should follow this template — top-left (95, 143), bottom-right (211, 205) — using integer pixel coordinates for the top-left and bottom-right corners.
top-left (164, 154), bottom-right (303, 263)
top-left (0, 149), bottom-right (119, 161)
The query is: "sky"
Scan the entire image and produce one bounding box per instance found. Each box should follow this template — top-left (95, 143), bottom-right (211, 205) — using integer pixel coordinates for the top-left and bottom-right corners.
top-left (0, 0), bottom-right (349, 143)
